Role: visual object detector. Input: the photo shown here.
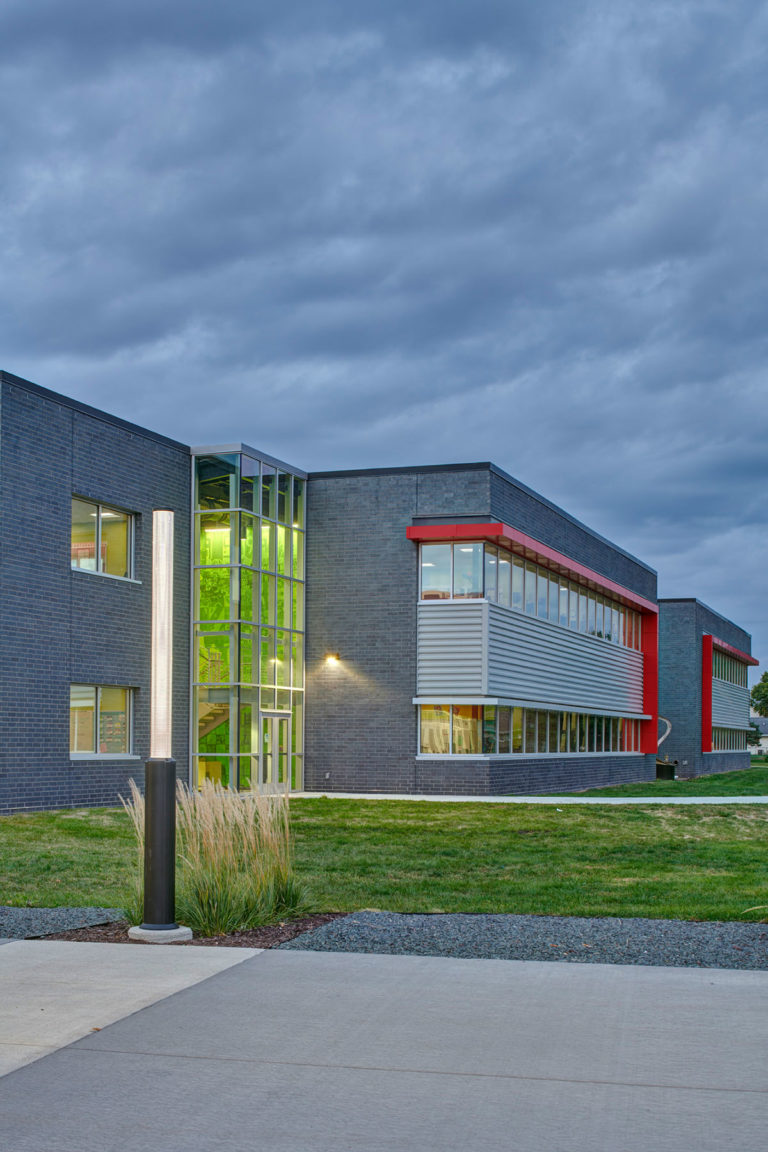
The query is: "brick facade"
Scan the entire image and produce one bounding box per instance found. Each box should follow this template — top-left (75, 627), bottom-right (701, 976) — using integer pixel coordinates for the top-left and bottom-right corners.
top-left (305, 464), bottom-right (659, 795)
top-left (0, 372), bottom-right (190, 813)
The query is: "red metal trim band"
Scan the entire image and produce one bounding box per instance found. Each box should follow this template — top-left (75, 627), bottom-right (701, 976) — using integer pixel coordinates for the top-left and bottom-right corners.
top-left (709, 634), bottom-right (759, 667)
top-left (407, 522), bottom-right (658, 614)
top-left (701, 635), bottom-right (713, 753)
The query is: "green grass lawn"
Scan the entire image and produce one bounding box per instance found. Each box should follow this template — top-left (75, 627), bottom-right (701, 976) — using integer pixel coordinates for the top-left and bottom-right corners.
top-left (1, 798), bottom-right (767, 923)
top-left (555, 760), bottom-right (768, 797)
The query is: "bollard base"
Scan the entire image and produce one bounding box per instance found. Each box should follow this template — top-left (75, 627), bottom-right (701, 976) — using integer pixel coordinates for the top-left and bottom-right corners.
top-left (128, 925), bottom-right (193, 944)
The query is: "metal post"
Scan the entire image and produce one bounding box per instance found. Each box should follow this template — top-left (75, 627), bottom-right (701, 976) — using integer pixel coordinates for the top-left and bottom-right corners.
top-left (128, 510), bottom-right (191, 943)
top-left (141, 758), bottom-right (178, 929)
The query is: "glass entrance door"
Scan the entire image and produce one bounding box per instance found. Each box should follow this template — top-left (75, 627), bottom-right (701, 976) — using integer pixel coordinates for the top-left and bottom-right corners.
top-left (260, 713), bottom-right (290, 791)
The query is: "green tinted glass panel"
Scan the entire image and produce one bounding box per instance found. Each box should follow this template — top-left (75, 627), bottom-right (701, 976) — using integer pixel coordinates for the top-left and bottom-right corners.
top-left (291, 633), bottom-right (304, 689)
top-left (291, 756), bottom-right (303, 790)
top-left (240, 514), bottom-right (255, 567)
top-left (276, 688), bottom-right (291, 711)
top-left (198, 512), bottom-right (232, 565)
top-left (197, 568), bottom-right (230, 623)
top-left (292, 530), bottom-right (304, 579)
top-left (277, 579), bottom-right (291, 629)
top-left (261, 629), bottom-right (274, 684)
top-left (292, 479), bottom-right (304, 528)
top-left (239, 627), bottom-right (256, 684)
top-left (261, 574), bottom-right (275, 626)
top-left (197, 633), bottom-right (230, 684)
top-left (237, 756), bottom-right (254, 789)
top-left (277, 473), bottom-right (290, 524)
top-left (275, 631), bottom-right (289, 686)
top-left (292, 581), bottom-right (304, 631)
top-left (292, 696), bottom-right (303, 753)
top-left (240, 568), bottom-right (258, 623)
top-left (261, 522), bottom-right (275, 571)
top-left (239, 703), bottom-right (254, 753)
top-left (276, 526), bottom-right (289, 575)
top-left (197, 691), bottom-right (230, 755)
top-left (198, 755), bottom-right (230, 787)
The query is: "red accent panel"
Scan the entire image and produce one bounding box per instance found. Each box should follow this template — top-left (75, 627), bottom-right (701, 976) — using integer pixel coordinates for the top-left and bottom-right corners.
top-left (711, 635), bottom-right (759, 666)
top-left (407, 522), bottom-right (658, 613)
top-left (701, 635), bottom-right (713, 753)
top-left (640, 611), bottom-right (659, 755)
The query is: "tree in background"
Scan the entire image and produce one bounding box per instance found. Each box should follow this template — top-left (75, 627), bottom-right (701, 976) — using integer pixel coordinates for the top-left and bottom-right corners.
top-left (746, 721), bottom-right (762, 748)
top-left (750, 672), bottom-right (768, 716)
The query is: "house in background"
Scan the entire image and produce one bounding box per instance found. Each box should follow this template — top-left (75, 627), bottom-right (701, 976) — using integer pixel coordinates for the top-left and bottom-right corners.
top-left (0, 369), bottom-right (758, 811)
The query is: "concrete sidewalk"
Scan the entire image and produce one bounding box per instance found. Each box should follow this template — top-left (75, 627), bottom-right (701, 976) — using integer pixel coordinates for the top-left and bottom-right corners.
top-left (0, 943), bottom-right (765, 1151)
top-left (296, 790), bottom-right (768, 804)
top-left (0, 940), bottom-right (258, 1076)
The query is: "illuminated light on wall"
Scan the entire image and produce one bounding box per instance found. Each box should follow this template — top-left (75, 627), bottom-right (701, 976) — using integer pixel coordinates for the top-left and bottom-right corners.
top-left (151, 510), bottom-right (174, 759)
top-left (325, 653), bottom-right (341, 664)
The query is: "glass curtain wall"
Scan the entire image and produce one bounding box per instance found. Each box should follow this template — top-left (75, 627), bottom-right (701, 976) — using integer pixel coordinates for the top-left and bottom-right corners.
top-left (193, 452), bottom-right (305, 791)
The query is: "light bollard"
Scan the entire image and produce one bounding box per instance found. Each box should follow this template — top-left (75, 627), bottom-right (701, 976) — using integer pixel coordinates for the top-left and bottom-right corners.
top-left (128, 510), bottom-right (191, 944)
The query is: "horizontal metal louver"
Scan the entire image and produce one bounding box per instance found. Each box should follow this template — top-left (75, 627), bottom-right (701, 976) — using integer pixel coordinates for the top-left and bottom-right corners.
top-left (711, 680), bottom-right (750, 729)
top-left (417, 601), bottom-right (487, 694)
top-left (416, 600), bottom-right (644, 714)
top-left (487, 603), bottom-right (643, 713)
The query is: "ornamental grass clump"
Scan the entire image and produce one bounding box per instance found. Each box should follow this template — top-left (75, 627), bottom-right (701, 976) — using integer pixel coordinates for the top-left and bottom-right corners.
top-left (175, 782), bottom-right (307, 936)
top-left (119, 780), bottom-right (145, 927)
top-left (121, 780), bottom-right (308, 936)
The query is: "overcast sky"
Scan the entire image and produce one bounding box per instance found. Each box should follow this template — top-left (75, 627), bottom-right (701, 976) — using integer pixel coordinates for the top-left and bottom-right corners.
top-left (2, 1), bottom-right (767, 676)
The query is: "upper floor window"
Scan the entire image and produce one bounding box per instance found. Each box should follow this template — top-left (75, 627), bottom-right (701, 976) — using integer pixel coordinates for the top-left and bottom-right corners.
top-left (71, 498), bottom-right (133, 579)
top-left (712, 649), bottom-right (748, 688)
top-left (419, 541), bottom-right (642, 651)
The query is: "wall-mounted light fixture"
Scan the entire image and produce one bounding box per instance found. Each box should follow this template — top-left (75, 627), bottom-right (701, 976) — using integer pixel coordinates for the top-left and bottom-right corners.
top-left (325, 652), bottom-right (341, 664)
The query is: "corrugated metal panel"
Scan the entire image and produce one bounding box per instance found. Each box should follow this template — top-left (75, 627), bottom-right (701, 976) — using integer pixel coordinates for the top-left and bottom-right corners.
top-left (416, 600), bottom-right (645, 714)
top-left (487, 603), bottom-right (644, 713)
top-left (712, 680), bottom-right (750, 729)
top-left (417, 601), bottom-right (487, 694)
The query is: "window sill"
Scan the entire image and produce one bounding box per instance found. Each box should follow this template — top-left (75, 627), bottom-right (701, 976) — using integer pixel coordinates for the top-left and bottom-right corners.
top-left (71, 568), bottom-right (141, 585)
top-left (416, 752), bottom-right (644, 760)
top-left (70, 754), bottom-right (141, 761)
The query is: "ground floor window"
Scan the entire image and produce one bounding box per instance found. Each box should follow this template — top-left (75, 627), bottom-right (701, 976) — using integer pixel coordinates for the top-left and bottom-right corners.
top-left (419, 704), bottom-right (641, 755)
top-left (69, 685), bottom-right (132, 756)
top-left (711, 727), bottom-right (747, 751)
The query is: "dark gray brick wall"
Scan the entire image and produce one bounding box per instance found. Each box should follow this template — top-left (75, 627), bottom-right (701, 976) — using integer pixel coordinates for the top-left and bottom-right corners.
top-left (0, 374), bottom-right (190, 813)
top-left (658, 598), bottom-right (753, 779)
top-left (415, 754), bottom-right (656, 795)
top-left (489, 469), bottom-right (657, 600)
top-left (305, 463), bottom-right (659, 795)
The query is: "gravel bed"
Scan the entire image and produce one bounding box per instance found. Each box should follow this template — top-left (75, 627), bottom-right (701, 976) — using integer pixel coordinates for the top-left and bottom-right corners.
top-left (0, 906), bottom-right (123, 941)
top-left (278, 910), bottom-right (768, 970)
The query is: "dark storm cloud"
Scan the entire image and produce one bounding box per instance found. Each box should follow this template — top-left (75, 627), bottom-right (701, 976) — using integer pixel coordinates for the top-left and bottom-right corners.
top-left (1, 0), bottom-right (767, 664)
